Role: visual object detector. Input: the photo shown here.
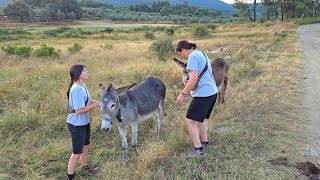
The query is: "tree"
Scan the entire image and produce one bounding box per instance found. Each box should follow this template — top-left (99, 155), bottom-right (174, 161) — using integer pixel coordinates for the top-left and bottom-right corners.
top-left (57, 10), bottom-right (65, 21)
top-left (233, 0), bottom-right (257, 21)
top-left (3, 0), bottom-right (33, 22)
top-left (40, 6), bottom-right (50, 21)
top-left (58, 0), bottom-right (82, 20)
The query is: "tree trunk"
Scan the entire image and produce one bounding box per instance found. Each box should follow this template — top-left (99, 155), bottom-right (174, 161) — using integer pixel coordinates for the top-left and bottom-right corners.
top-left (281, 0), bottom-right (284, 21)
top-left (253, 0), bottom-right (257, 21)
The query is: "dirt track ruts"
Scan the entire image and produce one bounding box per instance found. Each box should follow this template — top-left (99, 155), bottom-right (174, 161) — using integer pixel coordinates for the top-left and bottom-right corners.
top-left (299, 23), bottom-right (320, 164)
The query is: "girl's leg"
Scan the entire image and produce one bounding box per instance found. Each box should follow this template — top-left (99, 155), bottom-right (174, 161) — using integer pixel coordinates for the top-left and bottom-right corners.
top-left (197, 121), bottom-right (208, 142)
top-left (68, 153), bottom-right (81, 174)
top-left (80, 145), bottom-right (90, 166)
top-left (185, 118), bottom-right (201, 148)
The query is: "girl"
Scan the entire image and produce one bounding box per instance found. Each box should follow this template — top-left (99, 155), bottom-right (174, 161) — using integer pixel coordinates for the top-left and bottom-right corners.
top-left (66, 64), bottom-right (100, 179)
top-left (175, 40), bottom-right (218, 158)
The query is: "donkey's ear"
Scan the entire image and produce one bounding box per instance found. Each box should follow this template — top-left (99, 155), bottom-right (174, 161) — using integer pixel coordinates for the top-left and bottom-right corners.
top-left (173, 57), bottom-right (187, 69)
top-left (116, 83), bottom-right (136, 94)
top-left (99, 83), bottom-right (106, 95)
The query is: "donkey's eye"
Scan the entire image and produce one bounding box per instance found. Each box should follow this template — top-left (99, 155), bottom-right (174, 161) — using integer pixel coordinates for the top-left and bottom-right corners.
top-left (111, 104), bottom-right (115, 109)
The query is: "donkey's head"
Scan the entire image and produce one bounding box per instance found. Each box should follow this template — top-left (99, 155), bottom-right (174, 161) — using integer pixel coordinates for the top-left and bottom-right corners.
top-left (173, 57), bottom-right (189, 85)
top-left (99, 83), bottom-right (136, 132)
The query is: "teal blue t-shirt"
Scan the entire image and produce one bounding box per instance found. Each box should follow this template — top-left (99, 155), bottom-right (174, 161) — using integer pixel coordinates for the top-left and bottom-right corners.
top-left (186, 50), bottom-right (218, 97)
top-left (67, 83), bottom-right (91, 126)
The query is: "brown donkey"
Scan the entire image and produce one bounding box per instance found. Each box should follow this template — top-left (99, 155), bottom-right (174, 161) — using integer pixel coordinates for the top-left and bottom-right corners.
top-left (173, 56), bottom-right (229, 104)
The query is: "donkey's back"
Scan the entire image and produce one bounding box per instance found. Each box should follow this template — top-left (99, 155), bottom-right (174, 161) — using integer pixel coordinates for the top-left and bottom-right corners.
top-left (127, 77), bottom-right (166, 117)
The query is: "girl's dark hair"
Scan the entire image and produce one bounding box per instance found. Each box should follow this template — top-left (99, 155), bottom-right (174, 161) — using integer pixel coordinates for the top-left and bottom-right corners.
top-left (176, 40), bottom-right (197, 52)
top-left (67, 64), bottom-right (86, 99)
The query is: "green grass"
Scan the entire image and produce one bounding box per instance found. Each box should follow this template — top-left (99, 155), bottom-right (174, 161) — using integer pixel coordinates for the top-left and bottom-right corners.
top-left (0, 22), bottom-right (307, 179)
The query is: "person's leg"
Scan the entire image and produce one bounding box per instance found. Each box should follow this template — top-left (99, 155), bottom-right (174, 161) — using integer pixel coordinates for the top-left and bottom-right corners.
top-left (185, 118), bottom-right (201, 148)
top-left (68, 153), bottom-right (81, 175)
top-left (67, 123), bottom-right (85, 178)
top-left (197, 121), bottom-right (208, 143)
top-left (80, 144), bottom-right (90, 165)
top-left (80, 123), bottom-right (90, 166)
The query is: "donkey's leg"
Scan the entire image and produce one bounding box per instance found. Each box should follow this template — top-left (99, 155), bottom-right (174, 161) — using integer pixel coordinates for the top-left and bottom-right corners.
top-left (131, 122), bottom-right (139, 155)
top-left (221, 76), bottom-right (228, 104)
top-left (118, 126), bottom-right (128, 162)
top-left (156, 101), bottom-right (163, 139)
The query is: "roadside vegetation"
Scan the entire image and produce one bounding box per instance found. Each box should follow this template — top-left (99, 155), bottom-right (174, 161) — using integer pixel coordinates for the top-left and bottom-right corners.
top-left (0, 22), bottom-right (306, 179)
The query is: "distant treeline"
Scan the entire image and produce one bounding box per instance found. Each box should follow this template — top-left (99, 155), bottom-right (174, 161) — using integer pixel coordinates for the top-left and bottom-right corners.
top-left (0, 0), bottom-right (224, 23)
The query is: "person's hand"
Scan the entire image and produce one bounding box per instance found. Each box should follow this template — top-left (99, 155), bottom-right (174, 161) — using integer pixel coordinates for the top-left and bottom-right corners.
top-left (176, 94), bottom-right (185, 105)
top-left (91, 100), bottom-right (99, 104)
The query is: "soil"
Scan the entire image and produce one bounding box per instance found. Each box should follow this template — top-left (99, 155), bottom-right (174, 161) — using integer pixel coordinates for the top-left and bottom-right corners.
top-left (299, 23), bottom-right (320, 165)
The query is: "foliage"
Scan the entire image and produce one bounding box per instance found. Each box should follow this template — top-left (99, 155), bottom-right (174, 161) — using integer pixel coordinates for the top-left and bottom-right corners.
top-left (13, 46), bottom-right (33, 57)
top-left (150, 36), bottom-right (175, 61)
top-left (191, 24), bottom-right (210, 38)
top-left (144, 31), bottom-right (155, 40)
top-left (67, 43), bottom-right (83, 54)
top-left (1, 45), bottom-right (33, 57)
top-left (100, 43), bottom-right (113, 49)
top-left (1, 45), bottom-right (16, 55)
top-left (3, 0), bottom-right (33, 22)
top-left (33, 44), bottom-right (61, 57)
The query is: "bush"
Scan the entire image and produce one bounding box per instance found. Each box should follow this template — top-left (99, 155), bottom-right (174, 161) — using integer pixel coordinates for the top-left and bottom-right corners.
top-left (144, 31), bottom-right (155, 39)
top-left (1, 45), bottom-right (16, 55)
top-left (150, 37), bottom-right (175, 61)
top-left (100, 43), bottom-right (113, 49)
top-left (192, 24), bottom-right (210, 38)
top-left (166, 28), bottom-right (175, 36)
top-left (67, 43), bottom-right (83, 54)
top-left (100, 28), bottom-right (114, 33)
top-left (14, 46), bottom-right (33, 57)
top-left (33, 44), bottom-right (61, 58)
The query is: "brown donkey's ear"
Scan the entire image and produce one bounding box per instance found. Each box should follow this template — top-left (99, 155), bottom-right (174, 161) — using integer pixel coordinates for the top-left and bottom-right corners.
top-left (173, 57), bottom-right (187, 69)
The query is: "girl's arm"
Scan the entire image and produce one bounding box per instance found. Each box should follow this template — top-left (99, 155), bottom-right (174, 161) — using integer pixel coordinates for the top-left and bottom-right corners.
top-left (74, 101), bottom-right (100, 115)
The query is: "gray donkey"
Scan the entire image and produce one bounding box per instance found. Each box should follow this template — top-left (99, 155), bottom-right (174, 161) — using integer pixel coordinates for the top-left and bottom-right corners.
top-left (99, 77), bottom-right (166, 161)
top-left (173, 57), bottom-right (229, 104)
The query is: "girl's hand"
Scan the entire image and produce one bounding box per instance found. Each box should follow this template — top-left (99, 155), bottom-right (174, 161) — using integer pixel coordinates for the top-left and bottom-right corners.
top-left (91, 100), bottom-right (99, 104)
top-left (176, 94), bottom-right (185, 105)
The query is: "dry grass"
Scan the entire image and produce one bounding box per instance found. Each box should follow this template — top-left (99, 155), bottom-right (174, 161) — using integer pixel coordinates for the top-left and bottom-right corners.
top-left (0, 22), bottom-right (306, 179)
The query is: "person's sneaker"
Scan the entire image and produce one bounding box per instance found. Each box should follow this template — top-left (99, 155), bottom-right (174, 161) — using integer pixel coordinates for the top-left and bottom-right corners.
top-left (187, 149), bottom-right (206, 159)
top-left (201, 141), bottom-right (210, 147)
top-left (82, 164), bottom-right (99, 175)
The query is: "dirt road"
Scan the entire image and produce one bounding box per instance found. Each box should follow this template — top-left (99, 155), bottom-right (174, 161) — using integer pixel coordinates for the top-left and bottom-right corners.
top-left (299, 23), bottom-right (320, 164)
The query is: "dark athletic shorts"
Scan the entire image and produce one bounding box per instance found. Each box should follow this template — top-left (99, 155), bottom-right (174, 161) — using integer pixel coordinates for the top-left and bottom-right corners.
top-left (186, 94), bottom-right (217, 122)
top-left (68, 123), bottom-right (91, 154)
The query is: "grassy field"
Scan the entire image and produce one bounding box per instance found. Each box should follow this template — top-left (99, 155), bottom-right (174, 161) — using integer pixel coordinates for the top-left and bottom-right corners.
top-left (0, 22), bottom-right (306, 179)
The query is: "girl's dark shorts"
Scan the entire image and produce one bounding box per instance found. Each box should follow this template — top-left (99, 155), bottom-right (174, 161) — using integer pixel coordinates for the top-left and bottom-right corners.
top-left (68, 123), bottom-right (91, 154)
top-left (186, 94), bottom-right (217, 122)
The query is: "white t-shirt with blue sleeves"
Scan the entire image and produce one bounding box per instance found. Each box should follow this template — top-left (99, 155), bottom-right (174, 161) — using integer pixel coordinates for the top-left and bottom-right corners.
top-left (67, 83), bottom-right (91, 126)
top-left (186, 50), bottom-right (218, 97)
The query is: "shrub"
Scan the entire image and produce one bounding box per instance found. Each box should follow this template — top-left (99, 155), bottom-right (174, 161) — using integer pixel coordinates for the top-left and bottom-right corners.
top-left (100, 43), bottom-right (113, 49)
top-left (1, 45), bottom-right (16, 55)
top-left (100, 28), bottom-right (114, 33)
top-left (191, 24), bottom-right (210, 38)
top-left (144, 31), bottom-right (155, 39)
top-left (150, 37), bottom-right (175, 61)
top-left (33, 44), bottom-right (61, 58)
top-left (166, 28), bottom-right (175, 36)
top-left (67, 43), bottom-right (83, 54)
top-left (14, 46), bottom-right (33, 57)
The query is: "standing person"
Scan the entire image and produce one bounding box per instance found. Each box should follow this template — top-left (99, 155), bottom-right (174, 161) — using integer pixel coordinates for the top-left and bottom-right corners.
top-left (175, 40), bottom-right (218, 158)
top-left (66, 64), bottom-right (100, 180)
